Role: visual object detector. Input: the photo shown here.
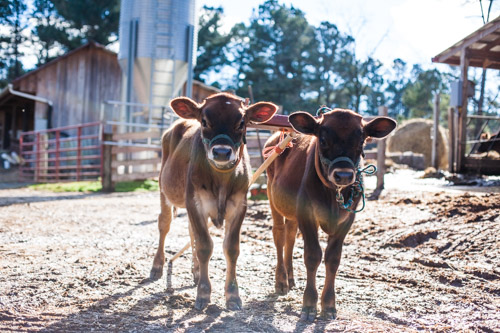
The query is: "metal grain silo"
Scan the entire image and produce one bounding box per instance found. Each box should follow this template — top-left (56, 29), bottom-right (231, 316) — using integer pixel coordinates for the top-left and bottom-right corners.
top-left (119, 0), bottom-right (197, 124)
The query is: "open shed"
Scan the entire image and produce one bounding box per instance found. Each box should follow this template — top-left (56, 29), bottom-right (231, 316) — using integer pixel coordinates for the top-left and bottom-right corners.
top-left (432, 15), bottom-right (500, 175)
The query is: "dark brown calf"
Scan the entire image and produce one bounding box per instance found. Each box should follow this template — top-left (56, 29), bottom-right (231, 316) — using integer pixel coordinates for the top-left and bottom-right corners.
top-left (151, 93), bottom-right (277, 310)
top-left (265, 109), bottom-right (396, 321)
top-left (477, 131), bottom-right (500, 153)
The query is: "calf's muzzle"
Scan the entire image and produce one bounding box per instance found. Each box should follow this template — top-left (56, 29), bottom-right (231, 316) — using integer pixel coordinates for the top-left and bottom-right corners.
top-left (332, 169), bottom-right (355, 186)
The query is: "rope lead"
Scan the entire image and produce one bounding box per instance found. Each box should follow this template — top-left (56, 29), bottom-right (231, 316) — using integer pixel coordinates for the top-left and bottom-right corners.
top-left (336, 164), bottom-right (377, 213)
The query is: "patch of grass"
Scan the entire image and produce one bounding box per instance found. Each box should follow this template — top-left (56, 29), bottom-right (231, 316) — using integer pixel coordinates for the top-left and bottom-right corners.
top-left (249, 193), bottom-right (268, 201)
top-left (29, 179), bottom-right (159, 193)
top-left (29, 181), bottom-right (102, 192)
top-left (115, 179), bottom-right (159, 192)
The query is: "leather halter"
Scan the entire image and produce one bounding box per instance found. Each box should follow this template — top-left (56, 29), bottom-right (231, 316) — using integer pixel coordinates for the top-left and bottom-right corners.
top-left (314, 143), bottom-right (336, 190)
top-left (201, 133), bottom-right (246, 174)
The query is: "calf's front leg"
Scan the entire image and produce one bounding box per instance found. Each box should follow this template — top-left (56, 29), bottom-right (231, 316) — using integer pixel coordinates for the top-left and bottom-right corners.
top-left (284, 218), bottom-right (298, 289)
top-left (299, 221), bottom-right (322, 321)
top-left (150, 192), bottom-right (173, 280)
top-left (321, 235), bottom-right (345, 320)
top-left (270, 200), bottom-right (289, 295)
top-left (223, 198), bottom-right (246, 310)
top-left (186, 195), bottom-right (213, 310)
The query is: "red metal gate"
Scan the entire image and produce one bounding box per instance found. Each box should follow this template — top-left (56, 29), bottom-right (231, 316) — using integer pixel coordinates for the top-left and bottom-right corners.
top-left (19, 122), bottom-right (102, 182)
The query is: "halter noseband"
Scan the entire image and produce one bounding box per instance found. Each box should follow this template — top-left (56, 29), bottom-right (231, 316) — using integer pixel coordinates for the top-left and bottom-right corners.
top-left (202, 134), bottom-right (244, 150)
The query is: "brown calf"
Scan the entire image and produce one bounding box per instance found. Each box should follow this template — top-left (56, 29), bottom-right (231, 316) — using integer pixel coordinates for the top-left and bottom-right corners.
top-left (265, 109), bottom-right (396, 321)
top-left (150, 93), bottom-right (277, 310)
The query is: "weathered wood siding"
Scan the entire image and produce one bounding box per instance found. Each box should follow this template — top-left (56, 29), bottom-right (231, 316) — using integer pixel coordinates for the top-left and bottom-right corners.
top-left (14, 44), bottom-right (122, 129)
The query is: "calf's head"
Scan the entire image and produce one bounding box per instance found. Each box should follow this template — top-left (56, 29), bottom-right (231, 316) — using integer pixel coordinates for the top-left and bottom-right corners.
top-left (170, 93), bottom-right (277, 171)
top-left (289, 109), bottom-right (396, 187)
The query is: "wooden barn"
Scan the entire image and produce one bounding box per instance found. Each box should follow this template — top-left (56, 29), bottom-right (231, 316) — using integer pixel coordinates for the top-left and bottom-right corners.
top-left (0, 41), bottom-right (220, 152)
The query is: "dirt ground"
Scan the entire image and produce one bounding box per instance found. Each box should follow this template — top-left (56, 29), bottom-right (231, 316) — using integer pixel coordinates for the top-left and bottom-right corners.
top-left (0, 172), bottom-right (499, 332)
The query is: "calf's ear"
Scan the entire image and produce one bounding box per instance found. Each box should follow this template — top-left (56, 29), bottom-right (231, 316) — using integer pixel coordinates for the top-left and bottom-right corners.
top-left (364, 117), bottom-right (397, 139)
top-left (170, 97), bottom-right (201, 120)
top-left (246, 102), bottom-right (278, 123)
top-left (289, 111), bottom-right (318, 135)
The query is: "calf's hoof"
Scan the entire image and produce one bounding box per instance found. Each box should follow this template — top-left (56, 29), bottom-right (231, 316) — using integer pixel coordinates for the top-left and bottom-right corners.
top-left (320, 307), bottom-right (337, 320)
top-left (149, 265), bottom-right (163, 281)
top-left (194, 296), bottom-right (210, 310)
top-left (275, 281), bottom-right (289, 295)
top-left (300, 306), bottom-right (317, 322)
top-left (226, 296), bottom-right (242, 310)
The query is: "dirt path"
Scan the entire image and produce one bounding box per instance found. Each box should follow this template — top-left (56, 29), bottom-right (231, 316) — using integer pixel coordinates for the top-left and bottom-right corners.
top-left (0, 183), bottom-right (499, 332)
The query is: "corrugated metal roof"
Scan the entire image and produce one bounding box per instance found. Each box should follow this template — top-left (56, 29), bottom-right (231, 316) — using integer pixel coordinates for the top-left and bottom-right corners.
top-left (432, 15), bottom-right (500, 70)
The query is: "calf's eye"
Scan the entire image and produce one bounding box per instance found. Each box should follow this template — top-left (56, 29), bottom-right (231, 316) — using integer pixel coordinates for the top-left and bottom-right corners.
top-left (201, 119), bottom-right (208, 127)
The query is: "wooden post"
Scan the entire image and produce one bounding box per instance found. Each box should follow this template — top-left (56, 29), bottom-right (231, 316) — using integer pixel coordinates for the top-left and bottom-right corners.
top-left (448, 107), bottom-right (456, 173)
top-left (457, 48), bottom-right (469, 173)
top-left (76, 127), bottom-right (82, 181)
top-left (431, 94), bottom-right (440, 169)
top-left (376, 106), bottom-right (388, 193)
top-left (248, 85), bottom-right (265, 165)
top-left (35, 133), bottom-right (40, 182)
top-left (102, 132), bottom-right (114, 192)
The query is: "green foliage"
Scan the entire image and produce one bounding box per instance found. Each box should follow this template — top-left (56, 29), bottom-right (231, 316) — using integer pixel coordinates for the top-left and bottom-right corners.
top-left (386, 58), bottom-right (409, 118)
top-left (29, 180), bottom-right (159, 193)
top-left (31, 0), bottom-right (68, 65)
top-left (29, 181), bottom-right (102, 192)
top-left (115, 180), bottom-right (159, 192)
top-left (307, 21), bottom-right (354, 108)
top-left (229, 0), bottom-right (316, 112)
top-left (402, 65), bottom-right (446, 118)
top-left (0, 0), bottom-right (27, 87)
top-left (194, 6), bottom-right (230, 83)
top-left (50, 0), bottom-right (120, 49)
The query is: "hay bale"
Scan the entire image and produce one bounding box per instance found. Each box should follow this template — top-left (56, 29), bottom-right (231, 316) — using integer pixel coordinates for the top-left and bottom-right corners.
top-left (387, 119), bottom-right (448, 169)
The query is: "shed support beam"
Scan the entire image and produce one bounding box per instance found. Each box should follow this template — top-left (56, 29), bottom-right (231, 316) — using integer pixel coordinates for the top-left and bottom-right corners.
top-left (458, 48), bottom-right (469, 173)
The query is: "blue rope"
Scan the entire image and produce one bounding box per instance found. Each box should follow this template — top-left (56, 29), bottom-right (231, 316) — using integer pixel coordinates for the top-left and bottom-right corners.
top-left (335, 164), bottom-right (377, 213)
top-left (316, 105), bottom-right (332, 116)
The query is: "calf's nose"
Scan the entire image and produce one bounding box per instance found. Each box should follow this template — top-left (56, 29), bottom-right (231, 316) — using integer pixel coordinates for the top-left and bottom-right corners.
top-left (212, 147), bottom-right (232, 161)
top-left (333, 169), bottom-right (354, 186)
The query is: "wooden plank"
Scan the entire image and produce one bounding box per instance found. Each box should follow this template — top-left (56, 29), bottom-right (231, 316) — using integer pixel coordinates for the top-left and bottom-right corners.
top-left (462, 157), bottom-right (500, 175)
top-left (113, 131), bottom-right (161, 141)
top-left (112, 171), bottom-right (159, 182)
top-left (376, 106), bottom-right (388, 191)
top-left (112, 158), bottom-right (162, 168)
top-left (250, 114), bottom-right (291, 131)
top-left (364, 150), bottom-right (377, 160)
top-left (458, 48), bottom-right (469, 173)
top-left (448, 107), bottom-right (456, 173)
top-left (432, 94), bottom-right (440, 169)
top-left (102, 132), bottom-right (114, 192)
top-left (111, 146), bottom-right (161, 154)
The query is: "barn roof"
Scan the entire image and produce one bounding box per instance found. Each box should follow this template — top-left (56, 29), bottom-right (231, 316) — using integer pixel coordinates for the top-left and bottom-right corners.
top-left (432, 15), bottom-right (500, 70)
top-left (12, 41), bottom-right (117, 85)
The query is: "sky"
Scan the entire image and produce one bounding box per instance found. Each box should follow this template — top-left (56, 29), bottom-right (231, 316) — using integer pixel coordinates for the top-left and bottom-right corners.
top-left (14, 0), bottom-right (500, 77)
top-left (202, 0), bottom-right (500, 70)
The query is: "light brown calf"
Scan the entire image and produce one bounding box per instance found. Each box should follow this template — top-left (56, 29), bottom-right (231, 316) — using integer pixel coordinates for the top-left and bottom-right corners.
top-left (265, 109), bottom-right (396, 321)
top-left (150, 93), bottom-right (277, 310)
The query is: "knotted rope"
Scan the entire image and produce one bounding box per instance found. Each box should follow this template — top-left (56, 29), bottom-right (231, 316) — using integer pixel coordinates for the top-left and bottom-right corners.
top-left (335, 164), bottom-right (377, 213)
top-left (262, 129), bottom-right (294, 158)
